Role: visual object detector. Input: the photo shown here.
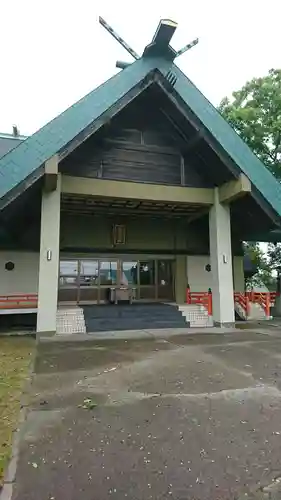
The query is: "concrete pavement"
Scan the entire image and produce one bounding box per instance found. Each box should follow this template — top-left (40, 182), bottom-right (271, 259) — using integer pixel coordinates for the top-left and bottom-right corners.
top-left (8, 328), bottom-right (281, 499)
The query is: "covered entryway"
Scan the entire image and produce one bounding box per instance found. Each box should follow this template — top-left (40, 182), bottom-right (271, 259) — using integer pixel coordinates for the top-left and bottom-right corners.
top-left (59, 182), bottom-right (214, 309)
top-left (58, 257), bottom-right (175, 305)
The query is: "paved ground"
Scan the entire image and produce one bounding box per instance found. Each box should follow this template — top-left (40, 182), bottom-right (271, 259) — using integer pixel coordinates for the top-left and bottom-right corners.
top-left (10, 328), bottom-right (281, 499)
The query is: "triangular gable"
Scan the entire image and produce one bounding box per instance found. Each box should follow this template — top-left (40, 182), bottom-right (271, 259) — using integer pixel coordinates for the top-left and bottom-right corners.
top-left (0, 56), bottom-right (157, 204)
top-left (163, 63), bottom-right (281, 218)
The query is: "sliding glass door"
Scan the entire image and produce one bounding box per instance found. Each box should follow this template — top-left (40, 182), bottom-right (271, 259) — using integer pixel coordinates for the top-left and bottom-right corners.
top-left (58, 257), bottom-right (175, 304)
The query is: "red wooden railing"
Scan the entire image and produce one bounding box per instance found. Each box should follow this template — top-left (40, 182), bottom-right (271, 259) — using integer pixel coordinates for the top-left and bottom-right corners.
top-left (0, 290), bottom-right (278, 316)
top-left (245, 291), bottom-right (271, 318)
top-left (234, 292), bottom-right (250, 317)
top-left (246, 291), bottom-right (278, 305)
top-left (0, 294), bottom-right (38, 309)
top-left (187, 289), bottom-right (278, 320)
top-left (270, 292), bottom-right (278, 303)
top-left (186, 288), bottom-right (213, 316)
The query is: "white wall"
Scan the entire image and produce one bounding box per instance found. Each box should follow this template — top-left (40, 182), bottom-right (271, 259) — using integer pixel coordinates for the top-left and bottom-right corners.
top-left (187, 256), bottom-right (212, 292)
top-left (187, 255), bottom-right (244, 292)
top-left (0, 252), bottom-right (39, 295)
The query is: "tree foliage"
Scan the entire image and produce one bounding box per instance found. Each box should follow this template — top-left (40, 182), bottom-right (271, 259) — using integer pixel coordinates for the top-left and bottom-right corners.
top-left (219, 69), bottom-right (281, 178)
top-left (243, 242), bottom-right (275, 289)
top-left (219, 69), bottom-right (281, 286)
top-left (268, 243), bottom-right (281, 271)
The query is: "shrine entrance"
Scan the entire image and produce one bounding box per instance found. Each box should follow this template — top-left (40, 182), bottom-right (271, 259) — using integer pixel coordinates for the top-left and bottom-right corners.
top-left (58, 257), bottom-right (175, 305)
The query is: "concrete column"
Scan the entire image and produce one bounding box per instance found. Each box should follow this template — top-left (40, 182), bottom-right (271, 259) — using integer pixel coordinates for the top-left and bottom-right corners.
top-left (175, 255), bottom-right (187, 304)
top-left (233, 256), bottom-right (245, 292)
top-left (37, 174), bottom-right (61, 334)
top-left (209, 188), bottom-right (235, 326)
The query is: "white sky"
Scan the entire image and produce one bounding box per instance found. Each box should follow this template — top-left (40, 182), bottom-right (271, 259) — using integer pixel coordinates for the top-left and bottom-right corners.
top-left (0, 0), bottom-right (280, 136)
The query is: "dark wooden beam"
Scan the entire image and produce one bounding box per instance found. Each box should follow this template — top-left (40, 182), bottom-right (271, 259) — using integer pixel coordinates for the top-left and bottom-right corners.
top-left (156, 77), bottom-right (238, 176)
top-left (59, 72), bottom-right (158, 161)
top-left (159, 107), bottom-right (203, 155)
top-left (184, 132), bottom-right (204, 154)
top-left (187, 207), bottom-right (210, 224)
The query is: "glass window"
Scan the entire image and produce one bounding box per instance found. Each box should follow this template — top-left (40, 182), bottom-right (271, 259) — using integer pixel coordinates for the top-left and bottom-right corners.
top-left (99, 261), bottom-right (118, 285)
top-left (59, 260), bottom-right (78, 286)
top-left (60, 260), bottom-right (78, 276)
top-left (121, 261), bottom-right (138, 285)
top-left (139, 260), bottom-right (155, 285)
top-left (157, 260), bottom-right (172, 286)
top-left (79, 260), bottom-right (99, 286)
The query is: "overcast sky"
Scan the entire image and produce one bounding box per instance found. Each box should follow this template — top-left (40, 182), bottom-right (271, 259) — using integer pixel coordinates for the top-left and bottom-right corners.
top-left (0, 0), bottom-right (280, 136)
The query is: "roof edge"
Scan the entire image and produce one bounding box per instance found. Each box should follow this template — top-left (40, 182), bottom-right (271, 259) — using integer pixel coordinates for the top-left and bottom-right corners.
top-left (0, 132), bottom-right (28, 141)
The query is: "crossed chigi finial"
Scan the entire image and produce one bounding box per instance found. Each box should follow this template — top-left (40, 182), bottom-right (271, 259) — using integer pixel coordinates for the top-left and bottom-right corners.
top-left (99, 16), bottom-right (198, 69)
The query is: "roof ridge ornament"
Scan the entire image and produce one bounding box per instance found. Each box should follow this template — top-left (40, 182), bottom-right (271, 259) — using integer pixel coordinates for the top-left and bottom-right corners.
top-left (99, 17), bottom-right (139, 60)
top-left (175, 38), bottom-right (199, 58)
top-left (98, 17), bottom-right (198, 68)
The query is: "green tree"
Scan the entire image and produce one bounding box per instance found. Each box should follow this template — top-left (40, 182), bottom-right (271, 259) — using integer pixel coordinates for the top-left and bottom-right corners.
top-left (219, 69), bottom-right (281, 286)
top-left (219, 69), bottom-right (281, 178)
top-left (267, 243), bottom-right (281, 278)
top-left (243, 242), bottom-right (274, 289)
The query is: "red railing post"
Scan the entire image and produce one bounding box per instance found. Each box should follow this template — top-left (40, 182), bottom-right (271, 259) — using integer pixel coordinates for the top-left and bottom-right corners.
top-left (245, 294), bottom-right (250, 318)
top-left (207, 288), bottom-right (212, 316)
top-left (265, 292), bottom-right (270, 318)
top-left (186, 286), bottom-right (191, 304)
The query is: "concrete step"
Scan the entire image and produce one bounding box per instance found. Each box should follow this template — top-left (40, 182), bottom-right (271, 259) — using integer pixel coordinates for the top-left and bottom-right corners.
top-left (82, 304), bottom-right (182, 319)
top-left (86, 321), bottom-right (189, 332)
top-left (84, 318), bottom-right (188, 332)
top-left (82, 304), bottom-right (188, 332)
top-left (177, 304), bottom-right (213, 328)
top-left (56, 307), bottom-right (86, 335)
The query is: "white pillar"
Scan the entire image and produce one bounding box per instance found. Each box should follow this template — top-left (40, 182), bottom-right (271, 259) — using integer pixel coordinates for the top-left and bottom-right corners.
top-left (36, 174), bottom-right (61, 334)
top-left (209, 188), bottom-right (235, 326)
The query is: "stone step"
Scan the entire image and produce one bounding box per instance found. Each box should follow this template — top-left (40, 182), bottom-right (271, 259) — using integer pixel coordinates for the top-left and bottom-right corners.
top-left (86, 320), bottom-right (189, 332)
top-left (84, 318), bottom-right (187, 331)
top-left (177, 304), bottom-right (213, 328)
top-left (82, 304), bottom-right (188, 332)
top-left (82, 305), bottom-right (182, 319)
top-left (56, 307), bottom-right (86, 335)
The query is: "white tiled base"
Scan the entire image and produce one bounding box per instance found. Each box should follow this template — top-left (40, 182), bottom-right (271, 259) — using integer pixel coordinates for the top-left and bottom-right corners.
top-left (247, 302), bottom-right (267, 320)
top-left (177, 304), bottom-right (213, 327)
top-left (56, 307), bottom-right (86, 335)
top-left (235, 301), bottom-right (269, 321)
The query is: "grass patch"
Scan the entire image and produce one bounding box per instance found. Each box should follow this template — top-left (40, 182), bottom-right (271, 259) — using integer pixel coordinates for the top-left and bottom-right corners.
top-left (0, 337), bottom-right (35, 485)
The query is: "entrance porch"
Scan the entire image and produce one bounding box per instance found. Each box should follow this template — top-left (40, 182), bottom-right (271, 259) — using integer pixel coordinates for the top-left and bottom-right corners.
top-left (30, 175), bottom-right (245, 333)
top-left (0, 175), bottom-right (254, 333)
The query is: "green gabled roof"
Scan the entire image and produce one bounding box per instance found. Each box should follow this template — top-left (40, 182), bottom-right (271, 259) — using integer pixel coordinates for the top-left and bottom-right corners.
top-left (0, 56), bottom-right (157, 201)
top-left (1, 18), bottom-right (281, 225)
top-left (168, 64), bottom-right (281, 218)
